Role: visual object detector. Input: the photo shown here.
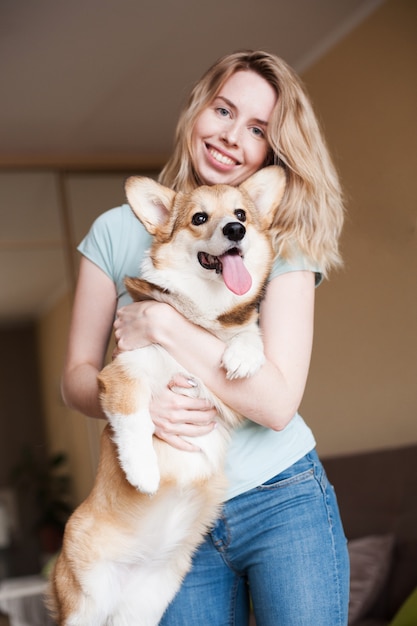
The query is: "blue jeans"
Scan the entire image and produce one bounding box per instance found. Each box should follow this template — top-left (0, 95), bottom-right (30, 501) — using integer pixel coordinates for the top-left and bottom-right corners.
top-left (159, 450), bottom-right (349, 625)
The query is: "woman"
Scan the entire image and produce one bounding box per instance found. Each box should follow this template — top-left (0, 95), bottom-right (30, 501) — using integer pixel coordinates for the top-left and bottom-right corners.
top-left (62, 50), bottom-right (349, 625)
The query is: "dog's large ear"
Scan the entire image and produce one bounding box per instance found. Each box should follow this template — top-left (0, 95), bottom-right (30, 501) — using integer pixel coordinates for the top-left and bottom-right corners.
top-left (125, 177), bottom-right (176, 235)
top-left (239, 166), bottom-right (286, 229)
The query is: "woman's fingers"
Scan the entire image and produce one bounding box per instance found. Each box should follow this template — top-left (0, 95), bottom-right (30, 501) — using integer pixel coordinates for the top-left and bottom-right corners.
top-left (151, 384), bottom-right (218, 451)
top-left (154, 409), bottom-right (217, 436)
top-left (154, 433), bottom-right (202, 452)
top-left (168, 373), bottom-right (199, 396)
top-left (154, 416), bottom-right (217, 451)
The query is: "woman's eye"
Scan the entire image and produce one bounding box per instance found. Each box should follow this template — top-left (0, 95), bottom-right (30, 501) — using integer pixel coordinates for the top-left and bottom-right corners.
top-left (234, 209), bottom-right (246, 222)
top-left (251, 126), bottom-right (265, 138)
top-left (192, 212), bottom-right (209, 226)
top-left (216, 107), bottom-right (230, 118)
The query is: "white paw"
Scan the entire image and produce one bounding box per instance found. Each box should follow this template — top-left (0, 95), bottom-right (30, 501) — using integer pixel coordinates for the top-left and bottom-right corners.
top-left (120, 444), bottom-right (160, 495)
top-left (109, 412), bottom-right (160, 495)
top-left (221, 342), bottom-right (265, 379)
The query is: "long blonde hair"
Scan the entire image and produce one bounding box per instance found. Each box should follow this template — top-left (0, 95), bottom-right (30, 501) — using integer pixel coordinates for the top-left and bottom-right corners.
top-left (159, 50), bottom-right (344, 276)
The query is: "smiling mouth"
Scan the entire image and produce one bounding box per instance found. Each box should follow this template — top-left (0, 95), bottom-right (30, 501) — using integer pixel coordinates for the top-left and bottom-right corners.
top-left (207, 145), bottom-right (240, 167)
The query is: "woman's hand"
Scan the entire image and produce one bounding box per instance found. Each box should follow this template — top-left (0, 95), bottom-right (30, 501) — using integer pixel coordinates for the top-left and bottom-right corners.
top-left (151, 374), bottom-right (218, 452)
top-left (114, 302), bottom-right (218, 451)
top-left (113, 300), bottom-right (169, 352)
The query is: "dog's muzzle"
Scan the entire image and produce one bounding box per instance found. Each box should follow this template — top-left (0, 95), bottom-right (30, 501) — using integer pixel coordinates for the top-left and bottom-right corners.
top-left (197, 221), bottom-right (252, 295)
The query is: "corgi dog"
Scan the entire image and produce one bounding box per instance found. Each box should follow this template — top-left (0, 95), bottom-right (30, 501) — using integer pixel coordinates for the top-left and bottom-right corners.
top-left (48, 165), bottom-right (286, 625)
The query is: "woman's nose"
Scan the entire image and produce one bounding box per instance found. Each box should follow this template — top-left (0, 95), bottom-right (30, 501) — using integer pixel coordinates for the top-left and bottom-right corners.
top-left (221, 122), bottom-right (240, 146)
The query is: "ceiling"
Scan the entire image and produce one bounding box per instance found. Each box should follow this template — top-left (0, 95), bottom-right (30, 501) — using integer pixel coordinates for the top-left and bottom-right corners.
top-left (0, 0), bottom-right (385, 324)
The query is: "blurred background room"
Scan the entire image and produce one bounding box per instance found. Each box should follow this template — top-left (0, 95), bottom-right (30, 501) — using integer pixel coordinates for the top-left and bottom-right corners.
top-left (0, 1), bottom-right (415, 624)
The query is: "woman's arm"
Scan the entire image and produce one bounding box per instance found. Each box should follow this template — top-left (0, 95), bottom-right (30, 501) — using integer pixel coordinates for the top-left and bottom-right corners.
top-left (115, 270), bottom-right (315, 431)
top-left (61, 257), bottom-right (117, 419)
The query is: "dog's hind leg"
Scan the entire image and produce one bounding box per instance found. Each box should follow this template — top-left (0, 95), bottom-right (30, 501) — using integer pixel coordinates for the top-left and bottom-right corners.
top-left (109, 562), bottom-right (189, 626)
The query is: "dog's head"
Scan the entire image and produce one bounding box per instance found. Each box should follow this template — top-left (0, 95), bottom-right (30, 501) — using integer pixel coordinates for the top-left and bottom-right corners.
top-left (125, 166), bottom-right (286, 297)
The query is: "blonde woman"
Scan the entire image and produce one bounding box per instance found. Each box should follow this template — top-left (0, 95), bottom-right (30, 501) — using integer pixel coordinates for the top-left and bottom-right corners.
top-left (62, 51), bottom-right (349, 625)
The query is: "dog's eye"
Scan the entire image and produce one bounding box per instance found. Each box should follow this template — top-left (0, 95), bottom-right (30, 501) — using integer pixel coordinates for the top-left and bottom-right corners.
top-left (192, 212), bottom-right (209, 226)
top-left (234, 209), bottom-right (246, 222)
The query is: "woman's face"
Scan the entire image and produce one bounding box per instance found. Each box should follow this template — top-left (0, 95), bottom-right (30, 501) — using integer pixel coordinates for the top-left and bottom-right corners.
top-left (191, 70), bottom-right (277, 187)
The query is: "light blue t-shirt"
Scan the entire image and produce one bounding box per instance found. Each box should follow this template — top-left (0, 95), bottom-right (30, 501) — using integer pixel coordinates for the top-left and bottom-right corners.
top-left (79, 204), bottom-right (319, 500)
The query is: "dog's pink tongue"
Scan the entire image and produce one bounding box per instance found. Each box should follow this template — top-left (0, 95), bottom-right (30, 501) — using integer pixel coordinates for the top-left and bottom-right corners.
top-left (221, 253), bottom-right (252, 295)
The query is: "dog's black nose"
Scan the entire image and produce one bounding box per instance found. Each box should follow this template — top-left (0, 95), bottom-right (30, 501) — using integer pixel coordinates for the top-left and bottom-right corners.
top-left (223, 222), bottom-right (246, 242)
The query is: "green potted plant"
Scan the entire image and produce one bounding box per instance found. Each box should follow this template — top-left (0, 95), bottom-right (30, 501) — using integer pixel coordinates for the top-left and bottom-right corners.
top-left (10, 448), bottom-right (73, 554)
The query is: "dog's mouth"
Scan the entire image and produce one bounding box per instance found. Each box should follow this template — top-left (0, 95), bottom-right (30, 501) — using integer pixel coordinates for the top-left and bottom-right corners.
top-left (197, 248), bottom-right (252, 295)
top-left (198, 250), bottom-right (225, 273)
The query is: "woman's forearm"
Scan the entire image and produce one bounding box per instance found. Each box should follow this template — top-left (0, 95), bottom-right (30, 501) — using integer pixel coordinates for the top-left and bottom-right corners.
top-left (61, 363), bottom-right (107, 420)
top-left (155, 312), bottom-right (298, 430)
top-left (61, 257), bottom-right (118, 420)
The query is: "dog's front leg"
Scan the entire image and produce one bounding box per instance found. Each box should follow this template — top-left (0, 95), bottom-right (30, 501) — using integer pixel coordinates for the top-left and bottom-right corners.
top-left (98, 352), bottom-right (160, 495)
top-left (221, 326), bottom-right (265, 379)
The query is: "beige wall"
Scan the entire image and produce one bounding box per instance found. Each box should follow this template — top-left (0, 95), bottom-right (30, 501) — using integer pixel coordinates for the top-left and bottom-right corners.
top-left (300, 0), bottom-right (417, 456)
top-left (36, 293), bottom-right (100, 504)
top-left (36, 0), bottom-right (417, 505)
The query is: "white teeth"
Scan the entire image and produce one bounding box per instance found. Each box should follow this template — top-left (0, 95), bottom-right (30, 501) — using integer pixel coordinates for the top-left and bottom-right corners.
top-left (209, 147), bottom-right (236, 166)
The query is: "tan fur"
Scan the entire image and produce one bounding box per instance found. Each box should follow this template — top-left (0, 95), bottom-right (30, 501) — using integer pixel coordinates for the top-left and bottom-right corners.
top-left (98, 362), bottom-right (151, 416)
top-left (48, 166), bottom-right (286, 625)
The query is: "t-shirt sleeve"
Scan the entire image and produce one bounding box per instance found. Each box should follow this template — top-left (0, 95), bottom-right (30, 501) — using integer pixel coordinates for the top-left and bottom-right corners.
top-left (77, 204), bottom-right (152, 302)
top-left (269, 251), bottom-right (323, 286)
top-left (78, 208), bottom-right (118, 281)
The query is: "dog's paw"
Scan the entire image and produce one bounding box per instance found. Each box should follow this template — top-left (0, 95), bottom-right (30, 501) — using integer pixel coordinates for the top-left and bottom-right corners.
top-left (119, 439), bottom-right (161, 495)
top-left (119, 441), bottom-right (160, 495)
top-left (126, 463), bottom-right (160, 496)
top-left (110, 412), bottom-right (161, 495)
top-left (221, 342), bottom-right (265, 379)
